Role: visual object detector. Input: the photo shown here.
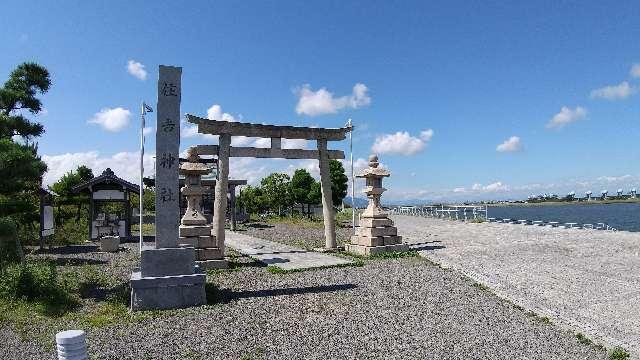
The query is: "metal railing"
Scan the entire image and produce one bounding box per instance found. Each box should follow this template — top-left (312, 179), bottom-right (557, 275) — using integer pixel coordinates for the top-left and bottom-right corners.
top-left (390, 205), bottom-right (488, 221)
top-left (390, 206), bottom-right (618, 231)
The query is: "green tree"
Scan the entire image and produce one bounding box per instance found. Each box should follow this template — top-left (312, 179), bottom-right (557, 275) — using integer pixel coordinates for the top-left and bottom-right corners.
top-left (0, 62), bottom-right (50, 139)
top-left (0, 62), bottom-right (51, 257)
top-left (49, 165), bottom-right (94, 198)
top-left (130, 187), bottom-right (156, 213)
top-left (237, 185), bottom-right (267, 215)
top-left (307, 181), bottom-right (322, 217)
top-left (329, 159), bottom-right (348, 207)
top-left (260, 172), bottom-right (292, 216)
top-left (49, 165), bottom-right (94, 221)
top-left (289, 169), bottom-right (315, 216)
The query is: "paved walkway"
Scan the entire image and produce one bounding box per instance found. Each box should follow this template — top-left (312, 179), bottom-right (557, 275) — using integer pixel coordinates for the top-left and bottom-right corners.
top-left (393, 215), bottom-right (640, 358)
top-left (225, 230), bottom-right (352, 270)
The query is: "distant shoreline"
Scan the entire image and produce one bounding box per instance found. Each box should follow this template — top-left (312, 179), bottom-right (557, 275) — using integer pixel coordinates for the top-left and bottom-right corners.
top-left (487, 199), bottom-right (640, 207)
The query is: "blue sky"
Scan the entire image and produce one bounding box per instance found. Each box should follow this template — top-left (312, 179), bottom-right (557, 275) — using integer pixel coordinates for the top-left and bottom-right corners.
top-left (2, 1), bottom-right (640, 202)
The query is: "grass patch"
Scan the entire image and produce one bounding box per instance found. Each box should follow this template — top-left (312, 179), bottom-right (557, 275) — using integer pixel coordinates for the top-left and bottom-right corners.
top-left (524, 310), bottom-right (552, 324)
top-left (369, 250), bottom-right (419, 259)
top-left (265, 215), bottom-right (324, 229)
top-left (240, 347), bottom-right (265, 360)
top-left (182, 348), bottom-right (203, 359)
top-left (575, 332), bottom-right (594, 345)
top-left (609, 347), bottom-right (630, 360)
top-left (205, 262), bottom-right (243, 277)
top-left (0, 260), bottom-right (79, 317)
top-left (339, 250), bottom-right (420, 262)
top-left (131, 223), bottom-right (155, 236)
top-left (472, 282), bottom-right (490, 292)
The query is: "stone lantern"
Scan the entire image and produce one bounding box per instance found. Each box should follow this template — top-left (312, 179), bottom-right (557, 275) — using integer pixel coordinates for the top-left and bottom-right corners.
top-left (178, 147), bottom-right (227, 269)
top-left (345, 154), bottom-right (408, 255)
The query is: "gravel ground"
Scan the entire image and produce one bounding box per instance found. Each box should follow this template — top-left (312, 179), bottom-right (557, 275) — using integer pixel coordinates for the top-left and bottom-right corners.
top-left (240, 221), bottom-right (353, 249)
top-left (1, 234), bottom-right (609, 359)
top-left (393, 215), bottom-right (640, 358)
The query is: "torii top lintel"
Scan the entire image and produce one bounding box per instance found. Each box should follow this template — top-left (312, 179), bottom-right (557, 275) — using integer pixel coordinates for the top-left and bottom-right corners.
top-left (185, 114), bottom-right (351, 141)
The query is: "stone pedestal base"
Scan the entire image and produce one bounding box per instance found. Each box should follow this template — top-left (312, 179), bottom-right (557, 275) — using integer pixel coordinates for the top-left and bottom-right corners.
top-left (130, 271), bottom-right (206, 311)
top-left (346, 213), bottom-right (408, 256)
top-left (179, 225), bottom-right (226, 268)
top-left (197, 259), bottom-right (228, 270)
top-left (345, 243), bottom-right (409, 256)
top-left (140, 246), bottom-right (195, 277)
top-left (99, 236), bottom-right (120, 252)
top-left (130, 246), bottom-right (206, 311)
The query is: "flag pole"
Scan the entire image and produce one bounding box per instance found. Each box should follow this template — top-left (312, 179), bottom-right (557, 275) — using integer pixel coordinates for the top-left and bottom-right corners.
top-left (348, 118), bottom-right (355, 234)
top-left (139, 102), bottom-right (145, 254)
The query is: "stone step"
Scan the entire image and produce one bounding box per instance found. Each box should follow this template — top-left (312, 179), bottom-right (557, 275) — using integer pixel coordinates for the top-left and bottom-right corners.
top-left (195, 247), bottom-right (223, 260)
top-left (350, 235), bottom-right (403, 247)
top-left (345, 243), bottom-right (409, 256)
top-left (359, 218), bottom-right (394, 228)
top-left (356, 226), bottom-right (397, 237)
top-left (179, 235), bottom-right (216, 248)
top-left (179, 225), bottom-right (212, 237)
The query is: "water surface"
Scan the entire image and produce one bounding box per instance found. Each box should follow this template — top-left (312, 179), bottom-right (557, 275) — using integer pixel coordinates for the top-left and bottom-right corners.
top-left (488, 203), bottom-right (640, 232)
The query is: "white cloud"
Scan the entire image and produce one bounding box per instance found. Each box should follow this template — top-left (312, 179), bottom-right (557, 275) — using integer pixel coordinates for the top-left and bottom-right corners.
top-left (483, 181), bottom-right (508, 192)
top-left (590, 81), bottom-right (635, 100)
top-left (181, 104), bottom-right (240, 140)
top-left (281, 139), bottom-right (308, 149)
top-left (464, 182), bottom-right (509, 193)
top-left (207, 104), bottom-right (238, 122)
top-left (127, 60), bottom-right (147, 80)
top-left (88, 107), bottom-right (131, 132)
top-left (597, 174), bottom-right (632, 183)
top-left (419, 129), bottom-right (434, 142)
top-left (496, 136), bottom-right (522, 153)
top-left (42, 151), bottom-right (155, 186)
top-left (546, 106), bottom-right (587, 130)
top-left (295, 83), bottom-right (371, 116)
top-left (630, 63), bottom-right (640, 78)
top-left (371, 129), bottom-right (434, 156)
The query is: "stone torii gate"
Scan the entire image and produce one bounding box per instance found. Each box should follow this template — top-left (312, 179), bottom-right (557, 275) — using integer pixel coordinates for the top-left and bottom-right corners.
top-left (185, 114), bottom-right (351, 250)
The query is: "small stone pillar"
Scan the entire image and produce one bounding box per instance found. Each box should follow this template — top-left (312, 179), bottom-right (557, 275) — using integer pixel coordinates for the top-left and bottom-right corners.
top-left (55, 329), bottom-right (88, 360)
top-left (345, 154), bottom-right (408, 256)
top-left (178, 147), bottom-right (227, 269)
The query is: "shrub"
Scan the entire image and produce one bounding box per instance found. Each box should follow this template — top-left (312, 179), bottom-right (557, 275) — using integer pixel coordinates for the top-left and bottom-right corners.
top-left (0, 261), bottom-right (78, 315)
top-left (0, 217), bottom-right (20, 264)
top-left (53, 216), bottom-right (88, 245)
top-left (609, 347), bottom-right (630, 360)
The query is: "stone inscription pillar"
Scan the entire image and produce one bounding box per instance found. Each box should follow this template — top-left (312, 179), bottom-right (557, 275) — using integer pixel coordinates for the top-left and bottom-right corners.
top-left (213, 133), bottom-right (231, 252)
top-left (318, 138), bottom-right (337, 249)
top-left (229, 184), bottom-right (237, 231)
top-left (155, 65), bottom-right (182, 249)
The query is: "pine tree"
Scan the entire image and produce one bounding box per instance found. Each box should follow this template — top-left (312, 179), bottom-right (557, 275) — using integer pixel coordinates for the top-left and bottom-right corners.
top-left (0, 62), bottom-right (51, 257)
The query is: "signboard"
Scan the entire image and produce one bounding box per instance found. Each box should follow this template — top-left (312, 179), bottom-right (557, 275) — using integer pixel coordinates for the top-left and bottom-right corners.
top-left (42, 205), bottom-right (54, 236)
top-left (93, 190), bottom-right (125, 200)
